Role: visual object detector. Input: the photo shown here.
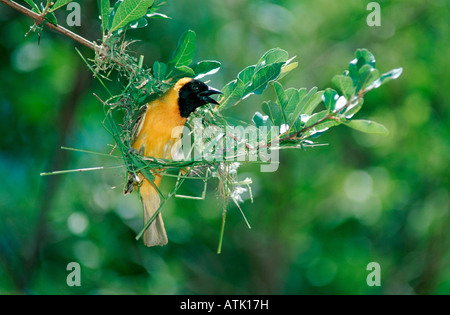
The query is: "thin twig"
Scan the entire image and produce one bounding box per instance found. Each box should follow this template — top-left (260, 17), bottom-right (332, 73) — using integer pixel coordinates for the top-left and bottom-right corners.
top-left (0, 0), bottom-right (99, 51)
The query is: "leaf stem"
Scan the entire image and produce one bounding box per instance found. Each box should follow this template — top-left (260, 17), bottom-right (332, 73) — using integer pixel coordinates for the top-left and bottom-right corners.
top-left (40, 165), bottom-right (123, 176)
top-left (217, 203), bottom-right (227, 254)
top-left (278, 114), bottom-right (332, 143)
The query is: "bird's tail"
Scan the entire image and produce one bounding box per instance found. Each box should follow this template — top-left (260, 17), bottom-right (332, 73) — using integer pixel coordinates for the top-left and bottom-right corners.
top-left (141, 180), bottom-right (168, 247)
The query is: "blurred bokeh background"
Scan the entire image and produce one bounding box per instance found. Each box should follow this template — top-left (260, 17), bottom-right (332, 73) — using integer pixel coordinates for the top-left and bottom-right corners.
top-left (0, 0), bottom-right (448, 294)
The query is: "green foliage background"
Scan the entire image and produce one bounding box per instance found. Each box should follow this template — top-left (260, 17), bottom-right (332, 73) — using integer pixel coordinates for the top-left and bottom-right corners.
top-left (0, 0), bottom-right (448, 294)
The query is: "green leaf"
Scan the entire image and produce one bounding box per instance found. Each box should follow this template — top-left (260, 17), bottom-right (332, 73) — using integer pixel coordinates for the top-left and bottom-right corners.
top-left (306, 110), bottom-right (328, 128)
top-left (192, 60), bottom-right (221, 79)
top-left (363, 68), bottom-right (380, 90)
top-left (252, 112), bottom-right (271, 128)
top-left (130, 16), bottom-right (148, 29)
top-left (252, 112), bottom-right (264, 127)
top-left (223, 116), bottom-right (251, 128)
top-left (109, 0), bottom-right (154, 33)
top-left (342, 119), bottom-right (389, 135)
top-left (273, 82), bottom-right (287, 107)
top-left (356, 64), bottom-right (378, 92)
top-left (146, 12), bottom-right (171, 19)
top-left (237, 65), bottom-right (256, 87)
top-left (172, 65), bottom-right (195, 77)
top-left (246, 62), bottom-right (284, 96)
top-left (287, 112), bottom-right (305, 132)
top-left (313, 120), bottom-right (340, 132)
top-left (332, 74), bottom-right (354, 100)
top-left (284, 88), bottom-right (301, 115)
top-left (355, 48), bottom-right (375, 68)
top-left (167, 30), bottom-right (196, 71)
top-left (379, 67), bottom-right (403, 83)
top-left (99, 0), bottom-right (111, 33)
top-left (344, 99), bottom-right (364, 119)
top-left (278, 60), bottom-right (298, 80)
top-left (366, 68), bottom-right (403, 91)
top-left (152, 61), bottom-right (167, 81)
top-left (23, 0), bottom-right (40, 12)
top-left (146, 0), bottom-right (167, 16)
top-left (303, 119), bottom-right (340, 138)
top-left (38, 2), bottom-right (58, 24)
top-left (256, 48), bottom-right (289, 70)
top-left (356, 49), bottom-right (376, 68)
top-left (44, 11), bottom-right (58, 25)
top-left (323, 88), bottom-right (338, 111)
top-left (299, 87), bottom-right (322, 115)
top-left (108, 0), bottom-right (122, 31)
top-left (218, 79), bottom-right (245, 110)
top-left (50, 0), bottom-right (73, 12)
top-left (262, 100), bottom-right (284, 126)
top-left (272, 85), bottom-right (299, 128)
top-left (287, 88), bottom-right (321, 127)
top-left (349, 49), bottom-right (376, 83)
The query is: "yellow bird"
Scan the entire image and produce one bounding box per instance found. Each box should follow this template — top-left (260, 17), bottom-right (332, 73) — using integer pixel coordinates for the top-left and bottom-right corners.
top-left (125, 77), bottom-right (221, 246)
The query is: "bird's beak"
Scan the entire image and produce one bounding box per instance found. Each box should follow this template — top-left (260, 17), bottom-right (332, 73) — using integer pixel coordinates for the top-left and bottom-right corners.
top-left (199, 87), bottom-right (222, 105)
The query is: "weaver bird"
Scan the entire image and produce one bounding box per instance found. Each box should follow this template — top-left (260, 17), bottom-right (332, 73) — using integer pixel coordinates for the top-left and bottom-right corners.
top-left (124, 77), bottom-right (222, 247)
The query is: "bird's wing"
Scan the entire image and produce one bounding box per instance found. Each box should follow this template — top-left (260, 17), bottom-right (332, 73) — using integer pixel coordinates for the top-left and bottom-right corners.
top-left (123, 104), bottom-right (148, 195)
top-left (130, 104), bottom-right (148, 145)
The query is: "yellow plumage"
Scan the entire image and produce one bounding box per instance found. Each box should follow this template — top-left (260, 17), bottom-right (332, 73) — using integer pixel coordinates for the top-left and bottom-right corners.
top-left (132, 78), bottom-right (191, 246)
top-left (128, 77), bottom-right (220, 246)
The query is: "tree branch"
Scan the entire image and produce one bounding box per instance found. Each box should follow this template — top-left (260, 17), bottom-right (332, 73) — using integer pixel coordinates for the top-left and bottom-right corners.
top-left (0, 0), bottom-right (99, 51)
